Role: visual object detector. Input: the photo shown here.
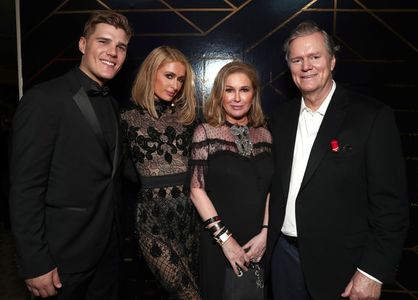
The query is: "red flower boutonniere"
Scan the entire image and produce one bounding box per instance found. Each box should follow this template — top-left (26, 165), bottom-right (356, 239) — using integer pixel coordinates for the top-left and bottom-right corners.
top-left (330, 139), bottom-right (339, 152)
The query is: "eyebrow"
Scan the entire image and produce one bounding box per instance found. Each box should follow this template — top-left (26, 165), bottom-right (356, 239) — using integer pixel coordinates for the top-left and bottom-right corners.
top-left (165, 71), bottom-right (185, 77)
top-left (291, 51), bottom-right (321, 59)
top-left (225, 85), bottom-right (251, 88)
top-left (96, 37), bottom-right (128, 48)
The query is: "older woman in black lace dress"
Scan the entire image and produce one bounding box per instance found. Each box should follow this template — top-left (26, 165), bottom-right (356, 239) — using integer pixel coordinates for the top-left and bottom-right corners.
top-left (189, 61), bottom-right (274, 299)
top-left (121, 46), bottom-right (200, 299)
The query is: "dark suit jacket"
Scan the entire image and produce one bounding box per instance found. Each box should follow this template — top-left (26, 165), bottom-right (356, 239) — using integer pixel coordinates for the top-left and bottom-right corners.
top-left (267, 85), bottom-right (409, 299)
top-left (9, 69), bottom-right (123, 279)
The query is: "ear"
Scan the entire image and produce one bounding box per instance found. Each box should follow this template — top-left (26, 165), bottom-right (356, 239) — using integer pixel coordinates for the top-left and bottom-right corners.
top-left (330, 55), bottom-right (336, 72)
top-left (79, 37), bottom-right (86, 55)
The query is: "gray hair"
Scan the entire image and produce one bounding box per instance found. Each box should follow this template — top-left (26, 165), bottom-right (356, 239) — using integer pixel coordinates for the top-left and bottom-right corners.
top-left (283, 21), bottom-right (340, 62)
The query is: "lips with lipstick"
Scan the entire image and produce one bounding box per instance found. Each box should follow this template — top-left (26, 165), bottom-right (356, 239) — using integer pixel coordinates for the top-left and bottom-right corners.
top-left (166, 90), bottom-right (177, 98)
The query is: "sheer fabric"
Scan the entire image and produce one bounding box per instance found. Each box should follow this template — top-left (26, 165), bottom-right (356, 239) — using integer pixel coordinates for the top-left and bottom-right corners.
top-left (121, 100), bottom-right (200, 299)
top-left (190, 123), bottom-right (273, 190)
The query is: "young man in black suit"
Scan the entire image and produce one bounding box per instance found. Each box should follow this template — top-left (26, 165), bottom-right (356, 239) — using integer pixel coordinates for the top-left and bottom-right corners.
top-left (267, 21), bottom-right (409, 300)
top-left (9, 11), bottom-right (132, 299)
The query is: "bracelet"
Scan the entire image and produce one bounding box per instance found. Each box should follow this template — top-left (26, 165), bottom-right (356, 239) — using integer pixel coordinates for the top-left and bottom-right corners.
top-left (213, 226), bottom-right (227, 239)
top-left (208, 221), bottom-right (224, 236)
top-left (203, 216), bottom-right (221, 227)
top-left (214, 229), bottom-right (232, 246)
top-left (261, 224), bottom-right (268, 229)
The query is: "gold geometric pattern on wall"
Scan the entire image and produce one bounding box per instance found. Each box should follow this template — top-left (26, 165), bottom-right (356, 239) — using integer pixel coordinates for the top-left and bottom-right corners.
top-left (25, 0), bottom-right (255, 38)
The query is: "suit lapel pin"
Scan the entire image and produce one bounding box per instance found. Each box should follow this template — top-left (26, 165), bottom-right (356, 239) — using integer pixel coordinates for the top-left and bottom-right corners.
top-left (330, 139), bottom-right (339, 152)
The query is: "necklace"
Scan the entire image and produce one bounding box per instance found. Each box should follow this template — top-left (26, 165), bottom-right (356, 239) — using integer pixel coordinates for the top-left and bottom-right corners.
top-left (229, 124), bottom-right (253, 157)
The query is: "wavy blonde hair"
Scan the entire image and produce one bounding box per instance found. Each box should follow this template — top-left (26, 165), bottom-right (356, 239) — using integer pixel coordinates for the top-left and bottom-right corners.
top-left (131, 46), bottom-right (196, 124)
top-left (204, 61), bottom-right (265, 127)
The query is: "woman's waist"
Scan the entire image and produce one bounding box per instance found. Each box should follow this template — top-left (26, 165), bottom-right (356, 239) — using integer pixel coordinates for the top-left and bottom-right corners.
top-left (140, 172), bottom-right (187, 189)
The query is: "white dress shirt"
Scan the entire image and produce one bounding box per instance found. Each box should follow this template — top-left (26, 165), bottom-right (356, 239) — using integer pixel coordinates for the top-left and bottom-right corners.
top-left (281, 81), bottom-right (335, 237)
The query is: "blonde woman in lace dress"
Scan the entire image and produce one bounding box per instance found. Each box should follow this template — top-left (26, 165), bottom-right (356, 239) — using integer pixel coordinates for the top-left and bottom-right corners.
top-left (121, 46), bottom-right (200, 299)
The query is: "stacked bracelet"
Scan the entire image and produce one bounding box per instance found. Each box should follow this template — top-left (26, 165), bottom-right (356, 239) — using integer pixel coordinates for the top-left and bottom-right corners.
top-left (204, 216), bottom-right (232, 246)
top-left (208, 221), bottom-right (224, 235)
top-left (214, 228), bottom-right (232, 246)
top-left (203, 216), bottom-right (221, 227)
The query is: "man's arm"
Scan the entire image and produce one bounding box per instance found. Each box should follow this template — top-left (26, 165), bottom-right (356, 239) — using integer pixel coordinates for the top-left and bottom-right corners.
top-left (9, 88), bottom-right (58, 279)
top-left (343, 104), bottom-right (409, 299)
top-left (360, 105), bottom-right (409, 280)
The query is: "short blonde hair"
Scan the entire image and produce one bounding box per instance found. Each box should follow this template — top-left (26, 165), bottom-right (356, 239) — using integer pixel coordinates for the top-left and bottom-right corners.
top-left (131, 46), bottom-right (196, 124)
top-left (204, 61), bottom-right (265, 127)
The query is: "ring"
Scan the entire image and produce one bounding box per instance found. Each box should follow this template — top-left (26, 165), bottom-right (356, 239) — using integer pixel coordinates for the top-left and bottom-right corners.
top-left (235, 263), bottom-right (243, 277)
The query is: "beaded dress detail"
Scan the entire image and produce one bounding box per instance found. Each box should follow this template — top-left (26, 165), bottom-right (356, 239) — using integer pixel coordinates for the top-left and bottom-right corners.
top-left (121, 99), bottom-right (200, 299)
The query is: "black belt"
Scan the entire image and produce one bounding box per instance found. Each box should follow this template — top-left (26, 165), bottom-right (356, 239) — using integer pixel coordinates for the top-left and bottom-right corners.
top-left (282, 234), bottom-right (299, 248)
top-left (140, 172), bottom-right (187, 189)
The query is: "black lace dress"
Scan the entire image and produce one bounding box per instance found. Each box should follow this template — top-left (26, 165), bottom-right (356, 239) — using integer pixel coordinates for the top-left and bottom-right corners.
top-left (189, 123), bottom-right (274, 300)
top-left (121, 100), bottom-right (200, 299)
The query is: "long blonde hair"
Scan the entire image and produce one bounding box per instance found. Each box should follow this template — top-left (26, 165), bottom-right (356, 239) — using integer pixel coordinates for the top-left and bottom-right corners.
top-left (131, 46), bottom-right (196, 124)
top-left (204, 61), bottom-right (265, 127)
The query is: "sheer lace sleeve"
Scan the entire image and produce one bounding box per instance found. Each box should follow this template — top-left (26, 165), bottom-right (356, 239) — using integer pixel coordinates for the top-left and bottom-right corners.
top-left (189, 124), bottom-right (209, 189)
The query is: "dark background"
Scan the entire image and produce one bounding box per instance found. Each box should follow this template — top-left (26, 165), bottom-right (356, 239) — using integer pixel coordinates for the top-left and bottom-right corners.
top-left (0, 0), bottom-right (417, 299)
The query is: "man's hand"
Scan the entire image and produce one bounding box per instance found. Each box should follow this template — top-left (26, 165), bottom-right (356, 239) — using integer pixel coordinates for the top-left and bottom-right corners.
top-left (25, 267), bottom-right (62, 298)
top-left (341, 270), bottom-right (381, 300)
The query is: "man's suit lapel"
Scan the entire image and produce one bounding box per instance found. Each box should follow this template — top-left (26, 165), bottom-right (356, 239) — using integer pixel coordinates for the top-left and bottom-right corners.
top-left (65, 70), bottom-right (113, 166)
top-left (73, 88), bottom-right (113, 165)
top-left (109, 97), bottom-right (122, 179)
top-left (280, 100), bottom-right (300, 199)
top-left (299, 86), bottom-right (348, 191)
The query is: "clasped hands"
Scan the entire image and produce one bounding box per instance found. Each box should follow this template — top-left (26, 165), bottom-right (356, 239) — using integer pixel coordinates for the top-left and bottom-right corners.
top-left (222, 230), bottom-right (267, 276)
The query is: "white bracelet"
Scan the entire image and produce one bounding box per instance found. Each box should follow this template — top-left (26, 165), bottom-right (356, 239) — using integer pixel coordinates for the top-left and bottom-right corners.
top-left (215, 229), bottom-right (232, 246)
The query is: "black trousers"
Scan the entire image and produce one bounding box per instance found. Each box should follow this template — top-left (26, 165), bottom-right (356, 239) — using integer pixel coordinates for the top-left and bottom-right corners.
top-left (45, 224), bottom-right (121, 300)
top-left (271, 235), bottom-right (312, 300)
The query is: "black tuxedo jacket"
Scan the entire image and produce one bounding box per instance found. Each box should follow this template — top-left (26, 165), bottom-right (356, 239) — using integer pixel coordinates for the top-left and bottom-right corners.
top-left (267, 85), bottom-right (409, 299)
top-left (9, 69), bottom-right (123, 279)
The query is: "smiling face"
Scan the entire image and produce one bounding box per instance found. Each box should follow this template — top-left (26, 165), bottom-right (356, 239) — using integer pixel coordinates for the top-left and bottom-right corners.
top-left (288, 32), bottom-right (335, 105)
top-left (154, 61), bottom-right (186, 102)
top-left (222, 72), bottom-right (254, 125)
top-left (78, 23), bottom-right (128, 85)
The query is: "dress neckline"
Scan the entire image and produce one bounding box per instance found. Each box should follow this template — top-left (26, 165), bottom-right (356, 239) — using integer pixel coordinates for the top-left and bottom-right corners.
top-left (155, 98), bottom-right (175, 116)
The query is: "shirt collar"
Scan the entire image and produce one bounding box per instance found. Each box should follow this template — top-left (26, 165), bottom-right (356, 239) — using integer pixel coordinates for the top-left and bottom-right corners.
top-left (75, 67), bottom-right (110, 97)
top-left (300, 80), bottom-right (336, 116)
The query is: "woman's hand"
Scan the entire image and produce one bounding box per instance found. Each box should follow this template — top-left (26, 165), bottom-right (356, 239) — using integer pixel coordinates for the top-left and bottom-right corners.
top-left (221, 237), bottom-right (250, 276)
top-left (242, 229), bottom-right (267, 262)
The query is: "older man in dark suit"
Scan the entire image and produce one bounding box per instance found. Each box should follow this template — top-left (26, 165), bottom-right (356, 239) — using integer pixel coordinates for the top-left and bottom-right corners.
top-left (9, 11), bottom-right (132, 299)
top-left (267, 21), bottom-right (409, 300)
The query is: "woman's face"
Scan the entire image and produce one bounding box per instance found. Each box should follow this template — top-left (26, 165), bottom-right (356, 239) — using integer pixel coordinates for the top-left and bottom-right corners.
top-left (222, 72), bottom-right (254, 125)
top-left (154, 61), bottom-right (186, 102)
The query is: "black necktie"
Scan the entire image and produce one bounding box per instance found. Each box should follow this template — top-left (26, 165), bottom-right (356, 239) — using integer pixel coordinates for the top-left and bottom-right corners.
top-left (88, 84), bottom-right (110, 96)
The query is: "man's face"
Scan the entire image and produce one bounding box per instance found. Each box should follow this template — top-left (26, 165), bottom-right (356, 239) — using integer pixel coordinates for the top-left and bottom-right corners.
top-left (79, 23), bottom-right (129, 85)
top-left (288, 32), bottom-right (335, 100)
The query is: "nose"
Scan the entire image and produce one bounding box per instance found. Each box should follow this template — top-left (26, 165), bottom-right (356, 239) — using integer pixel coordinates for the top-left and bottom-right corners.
top-left (301, 59), bottom-right (312, 71)
top-left (106, 45), bottom-right (117, 57)
top-left (172, 80), bottom-right (179, 92)
top-left (233, 91), bottom-right (240, 102)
